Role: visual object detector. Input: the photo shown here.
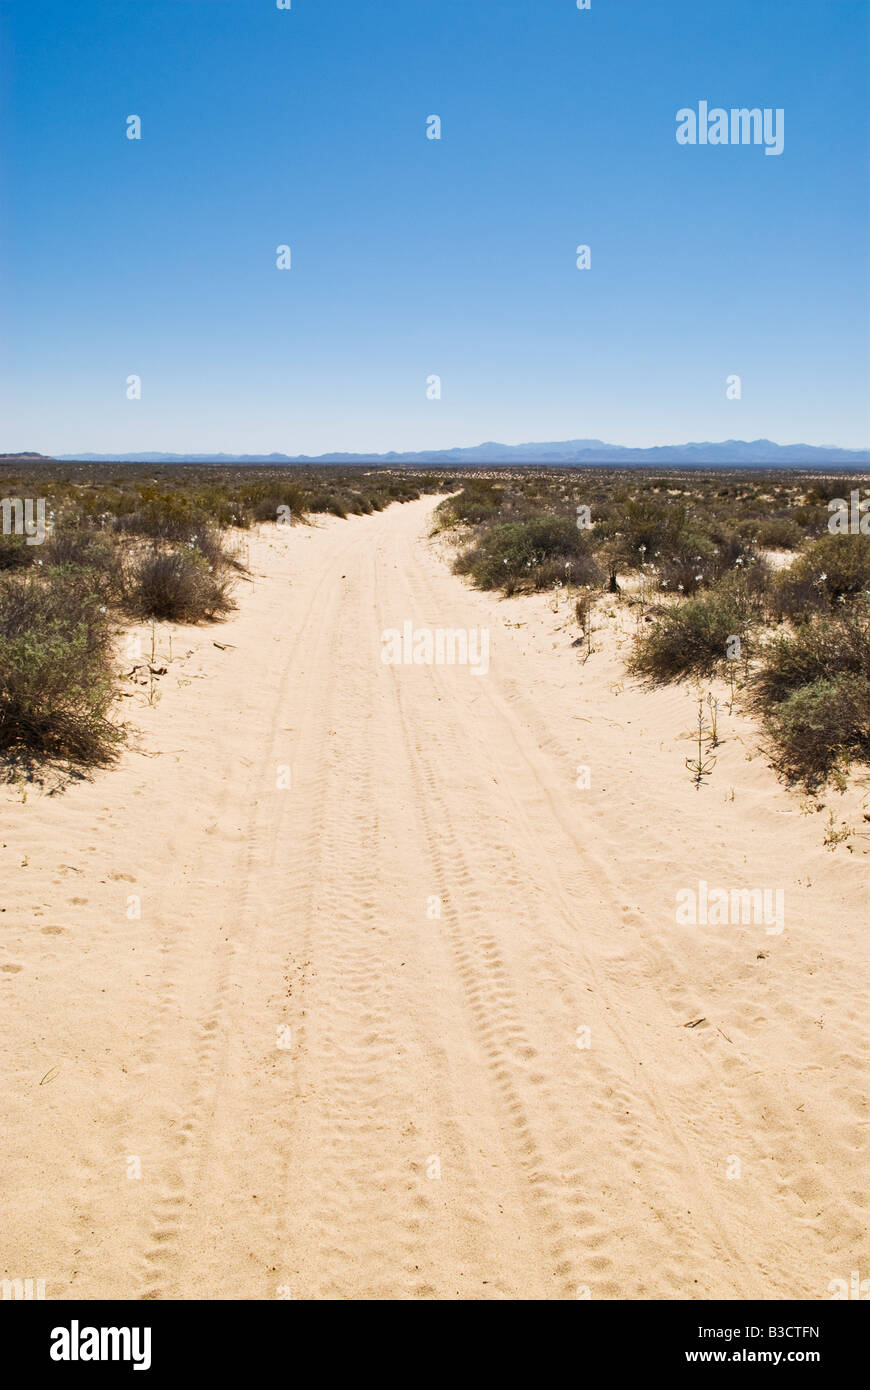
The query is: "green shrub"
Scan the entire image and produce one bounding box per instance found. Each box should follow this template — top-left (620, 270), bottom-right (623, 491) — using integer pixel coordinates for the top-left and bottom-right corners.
top-left (244, 483), bottom-right (306, 523)
top-left (44, 528), bottom-right (112, 568)
top-left (776, 533), bottom-right (870, 619)
top-left (762, 674), bottom-right (870, 785)
top-left (753, 607), bottom-right (869, 706)
top-left (307, 492), bottom-right (347, 518)
top-left (454, 515), bottom-right (601, 594)
top-left (41, 529), bottom-right (126, 603)
top-left (0, 572), bottom-right (123, 766)
top-left (597, 498), bottom-right (758, 592)
top-left (753, 516), bottom-right (804, 550)
top-left (435, 481), bottom-right (504, 529)
top-left (750, 605), bottom-right (870, 784)
top-left (116, 493), bottom-right (213, 542)
top-left (597, 497), bottom-right (690, 571)
top-left (628, 589), bottom-right (751, 682)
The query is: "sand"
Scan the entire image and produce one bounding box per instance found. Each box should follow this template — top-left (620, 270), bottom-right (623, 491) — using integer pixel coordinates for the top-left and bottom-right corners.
top-left (1, 495), bottom-right (867, 1300)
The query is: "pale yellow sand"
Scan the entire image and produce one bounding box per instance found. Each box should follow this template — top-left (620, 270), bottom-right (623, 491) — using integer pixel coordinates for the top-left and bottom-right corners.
top-left (1, 495), bottom-right (867, 1300)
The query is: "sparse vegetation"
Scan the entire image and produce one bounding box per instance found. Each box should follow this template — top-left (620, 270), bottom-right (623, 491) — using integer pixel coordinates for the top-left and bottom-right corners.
top-left (0, 460), bottom-right (448, 773)
top-left (3, 460), bottom-right (869, 786)
top-left (432, 464), bottom-right (870, 787)
top-left (773, 532), bottom-right (870, 619)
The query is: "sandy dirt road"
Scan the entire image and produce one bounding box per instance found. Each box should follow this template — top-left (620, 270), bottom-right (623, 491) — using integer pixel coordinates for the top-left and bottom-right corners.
top-left (2, 496), bottom-right (867, 1300)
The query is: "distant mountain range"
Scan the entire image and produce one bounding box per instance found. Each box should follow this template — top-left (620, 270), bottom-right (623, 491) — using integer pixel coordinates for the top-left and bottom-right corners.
top-left (9, 438), bottom-right (870, 467)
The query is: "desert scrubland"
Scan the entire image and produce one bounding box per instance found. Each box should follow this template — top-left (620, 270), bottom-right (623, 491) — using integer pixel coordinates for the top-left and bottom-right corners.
top-left (1, 466), bottom-right (868, 1299)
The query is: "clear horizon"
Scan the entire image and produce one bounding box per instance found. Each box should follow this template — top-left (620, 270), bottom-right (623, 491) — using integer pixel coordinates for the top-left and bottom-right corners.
top-left (27, 432), bottom-right (870, 460)
top-left (2, 0), bottom-right (869, 454)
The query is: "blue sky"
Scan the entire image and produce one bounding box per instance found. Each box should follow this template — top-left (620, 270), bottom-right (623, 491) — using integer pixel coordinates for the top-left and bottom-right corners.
top-left (1, 0), bottom-right (868, 455)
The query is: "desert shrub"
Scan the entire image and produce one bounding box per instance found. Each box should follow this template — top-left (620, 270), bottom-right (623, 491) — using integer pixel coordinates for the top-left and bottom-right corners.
top-left (775, 533), bottom-right (870, 620)
top-left (750, 605), bottom-right (870, 783)
top-left (385, 479), bottom-right (421, 502)
top-left (805, 479), bottom-right (862, 505)
top-left (307, 492), bottom-right (347, 518)
top-left (0, 533), bottom-right (37, 570)
top-left (771, 570), bottom-right (827, 622)
top-left (44, 527), bottom-right (113, 569)
top-left (0, 571), bottom-right (122, 765)
top-left (42, 528), bottom-right (127, 601)
top-left (752, 607), bottom-right (869, 706)
top-left (597, 497), bottom-right (690, 570)
top-left (435, 481), bottom-right (504, 529)
top-left (596, 497), bottom-right (758, 593)
top-left (761, 674), bottom-right (870, 785)
top-left (628, 589), bottom-right (752, 682)
top-left (128, 547), bottom-right (235, 622)
top-left (655, 532), bottom-right (720, 594)
top-left (115, 492), bottom-right (213, 542)
top-left (753, 516), bottom-right (804, 550)
top-left (186, 486), bottom-right (246, 530)
top-left (244, 482), bottom-right (306, 523)
top-left (575, 592), bottom-right (595, 629)
top-left (454, 515), bottom-right (601, 594)
top-left (791, 503), bottom-right (828, 530)
top-left (718, 555), bottom-right (774, 615)
top-left (659, 526), bottom-right (761, 594)
top-left (187, 525), bottom-right (244, 574)
top-left (729, 513), bottom-right (766, 542)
